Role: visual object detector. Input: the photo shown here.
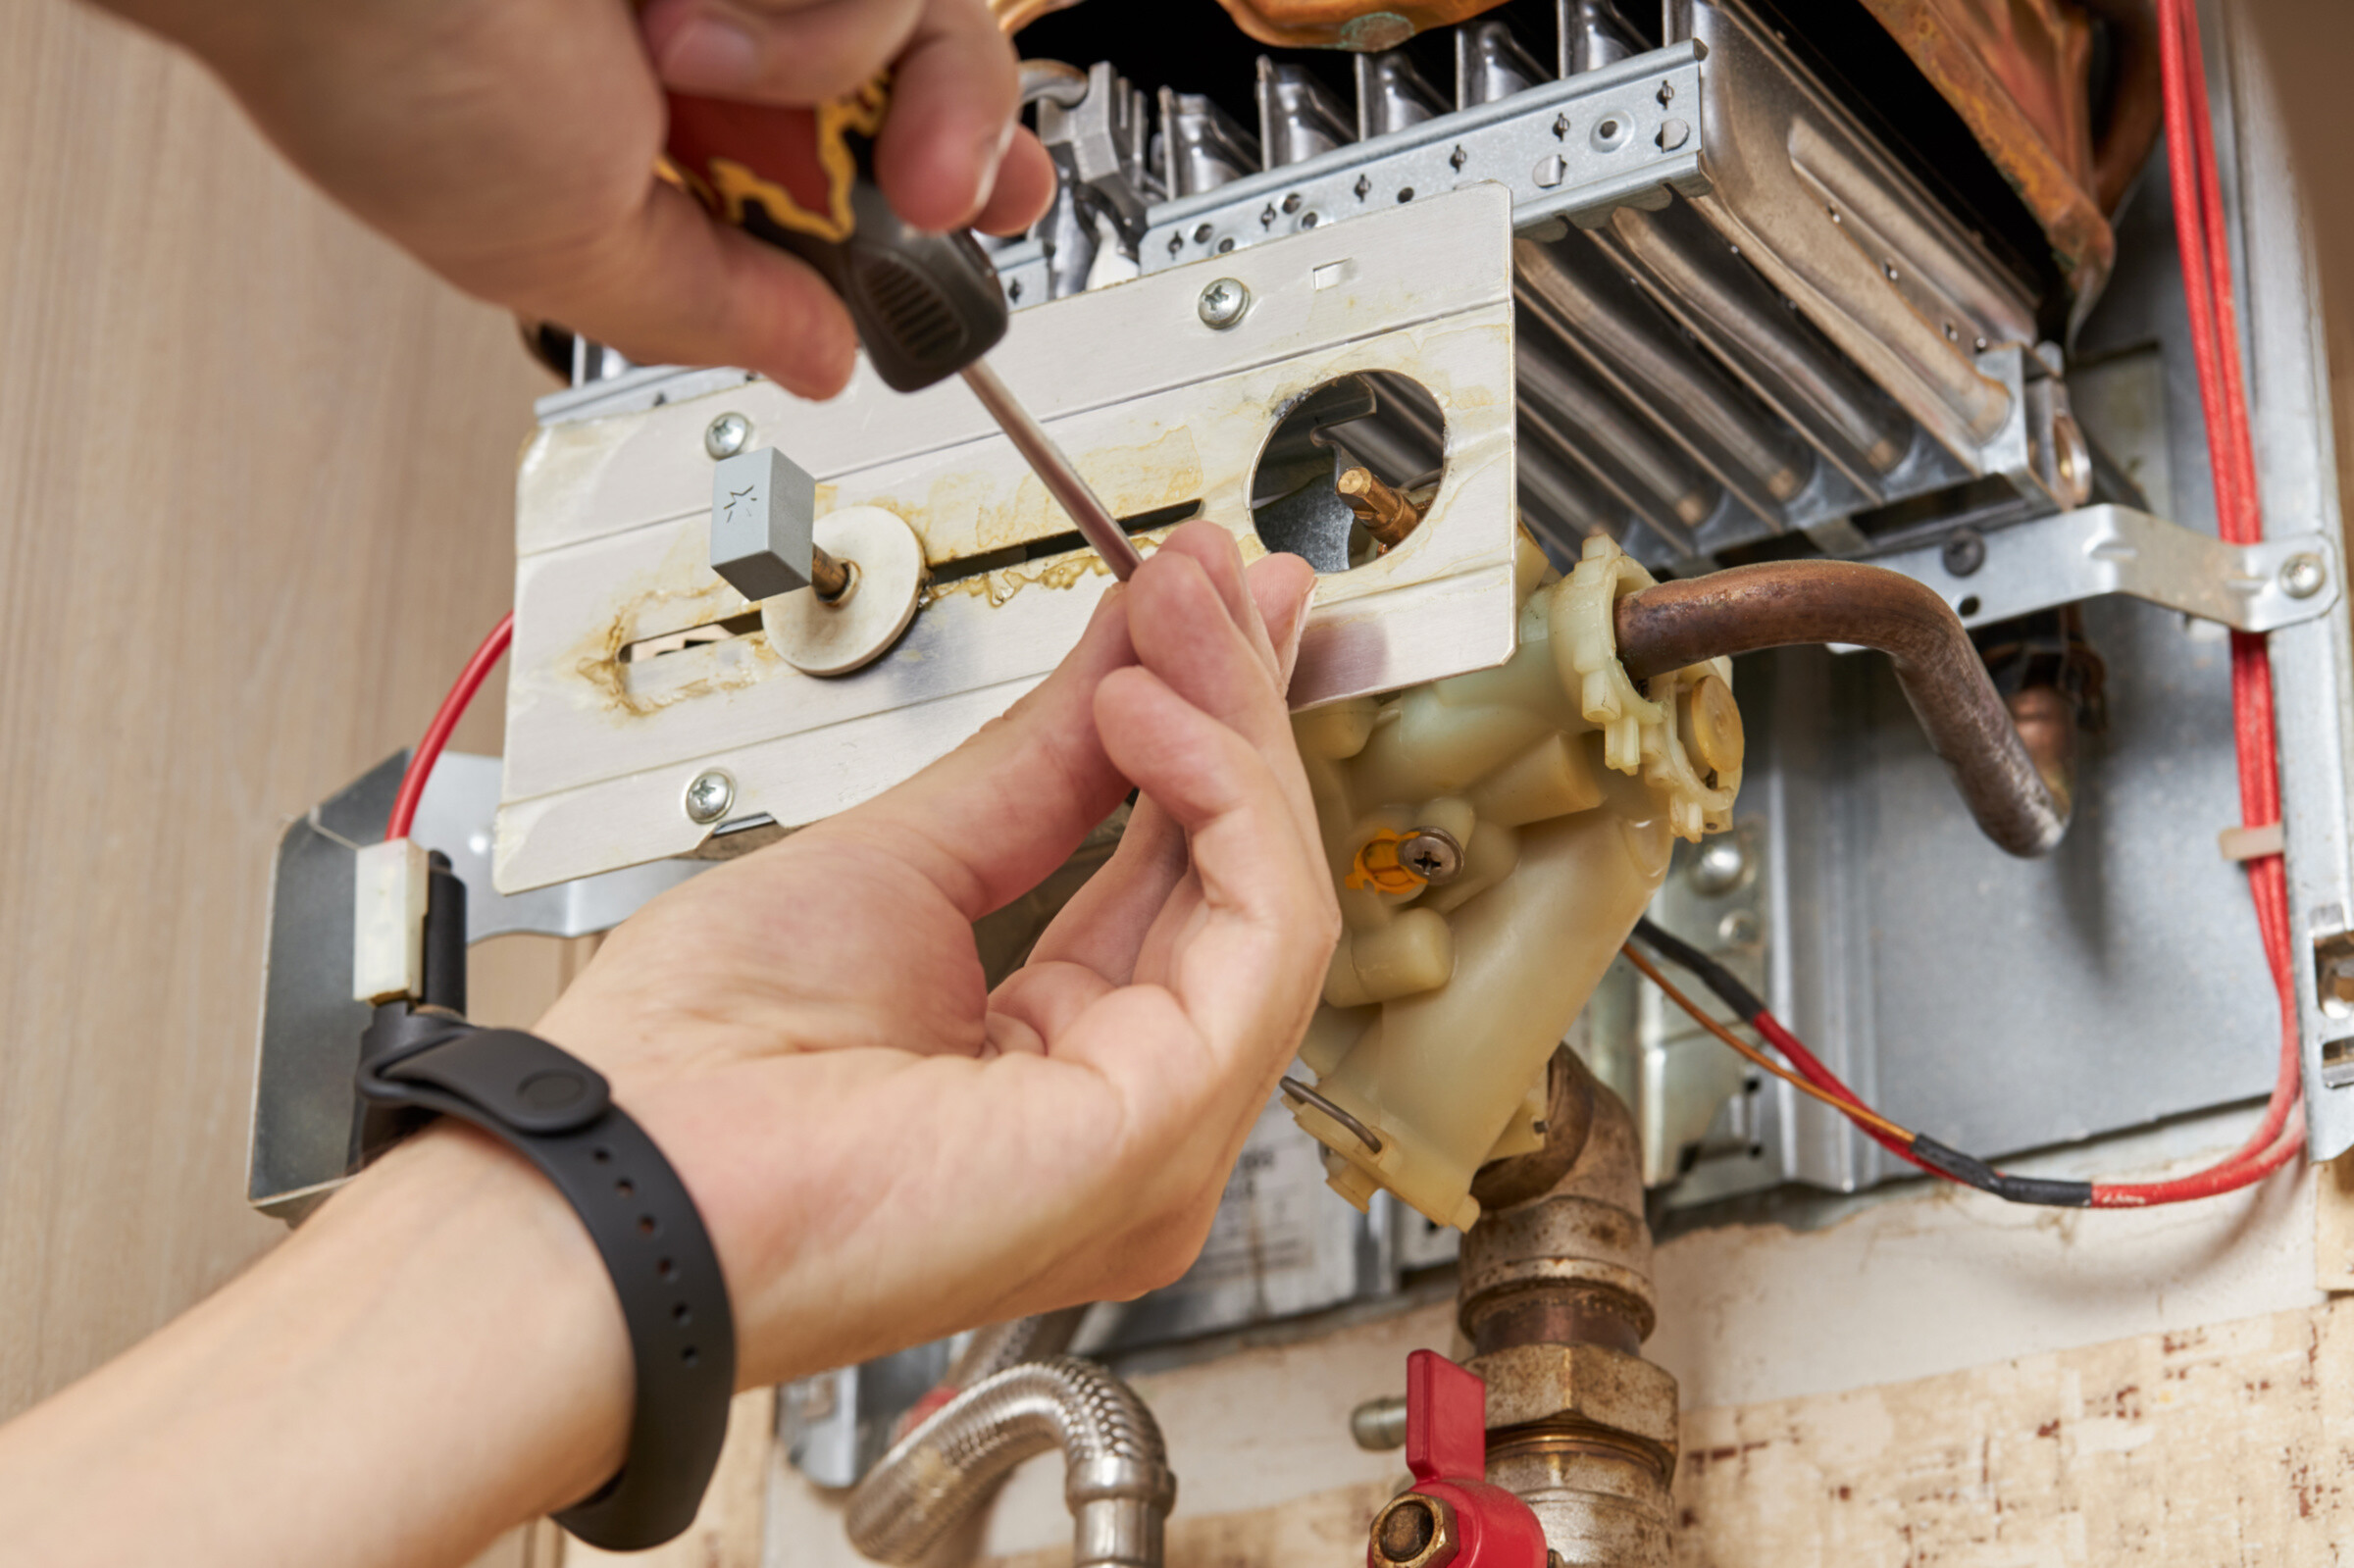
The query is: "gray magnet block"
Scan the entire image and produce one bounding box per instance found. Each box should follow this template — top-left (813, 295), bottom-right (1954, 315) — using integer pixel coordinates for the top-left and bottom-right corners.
top-left (710, 446), bottom-right (818, 601)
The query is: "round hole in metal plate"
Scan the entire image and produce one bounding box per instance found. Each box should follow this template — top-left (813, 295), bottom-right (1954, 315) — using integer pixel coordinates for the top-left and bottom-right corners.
top-left (1247, 372), bottom-right (1445, 576)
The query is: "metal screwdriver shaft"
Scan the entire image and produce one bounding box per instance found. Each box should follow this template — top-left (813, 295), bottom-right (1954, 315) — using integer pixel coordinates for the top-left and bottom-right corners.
top-left (960, 360), bottom-right (1144, 582)
top-left (662, 78), bottom-right (1145, 582)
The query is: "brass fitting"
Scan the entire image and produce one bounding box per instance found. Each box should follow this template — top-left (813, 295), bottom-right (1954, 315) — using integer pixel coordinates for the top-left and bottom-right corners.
top-left (1459, 1058), bottom-right (1679, 1568)
top-left (1468, 1342), bottom-right (1679, 1477)
top-left (1370, 1492), bottom-right (1459, 1568)
top-left (1337, 466), bottom-right (1425, 548)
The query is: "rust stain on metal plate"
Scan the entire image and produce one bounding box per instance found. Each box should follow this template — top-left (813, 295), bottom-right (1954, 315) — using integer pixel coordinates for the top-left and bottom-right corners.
top-left (566, 527), bottom-right (778, 720)
top-left (858, 427), bottom-right (1205, 561)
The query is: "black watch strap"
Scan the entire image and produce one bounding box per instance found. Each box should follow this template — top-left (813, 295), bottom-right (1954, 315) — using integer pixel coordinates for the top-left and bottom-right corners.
top-left (356, 1021), bottom-right (737, 1551)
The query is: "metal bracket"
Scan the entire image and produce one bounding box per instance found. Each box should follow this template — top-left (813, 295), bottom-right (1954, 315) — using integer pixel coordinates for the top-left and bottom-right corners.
top-left (249, 751), bottom-right (702, 1221)
top-left (1139, 44), bottom-right (1706, 271)
top-left (1867, 504), bottom-right (2341, 634)
top-left (498, 184), bottom-right (1523, 895)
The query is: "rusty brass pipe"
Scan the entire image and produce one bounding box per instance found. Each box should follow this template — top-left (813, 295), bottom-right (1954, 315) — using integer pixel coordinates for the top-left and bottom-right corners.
top-left (1460, 1053), bottom-right (1678, 1568)
top-left (1612, 561), bottom-right (2071, 858)
top-left (2005, 681), bottom-right (2078, 824)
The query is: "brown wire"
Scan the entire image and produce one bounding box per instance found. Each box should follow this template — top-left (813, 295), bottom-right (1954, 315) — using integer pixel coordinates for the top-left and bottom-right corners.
top-left (1618, 944), bottom-right (1916, 1146)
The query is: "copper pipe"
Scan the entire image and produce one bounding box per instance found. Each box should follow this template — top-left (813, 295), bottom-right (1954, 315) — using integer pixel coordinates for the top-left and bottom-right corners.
top-left (2005, 682), bottom-right (2078, 824)
top-left (1612, 562), bottom-right (2071, 857)
top-left (2079, 0), bottom-right (2166, 217)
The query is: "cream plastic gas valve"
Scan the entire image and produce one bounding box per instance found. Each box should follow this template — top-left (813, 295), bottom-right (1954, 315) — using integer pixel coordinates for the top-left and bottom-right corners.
top-left (1291, 532), bottom-right (1744, 1231)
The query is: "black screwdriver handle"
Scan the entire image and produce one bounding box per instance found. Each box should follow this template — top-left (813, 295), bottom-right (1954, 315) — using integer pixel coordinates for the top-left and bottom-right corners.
top-left (663, 85), bottom-right (1010, 392)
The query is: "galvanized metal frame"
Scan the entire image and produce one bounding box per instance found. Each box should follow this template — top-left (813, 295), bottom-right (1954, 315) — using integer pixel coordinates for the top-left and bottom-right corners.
top-left (1605, 0), bottom-right (2354, 1200)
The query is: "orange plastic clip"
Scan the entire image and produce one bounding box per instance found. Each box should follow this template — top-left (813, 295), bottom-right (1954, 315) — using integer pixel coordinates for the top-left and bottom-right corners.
top-left (1347, 830), bottom-right (1429, 895)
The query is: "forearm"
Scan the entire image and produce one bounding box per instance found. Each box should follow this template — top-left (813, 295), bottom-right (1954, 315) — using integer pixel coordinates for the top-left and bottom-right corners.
top-left (0, 1126), bottom-right (630, 1567)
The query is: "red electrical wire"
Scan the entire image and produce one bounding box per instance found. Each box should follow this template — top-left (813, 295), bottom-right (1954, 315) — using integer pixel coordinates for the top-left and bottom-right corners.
top-left (1628, 17), bottom-right (2314, 1205)
top-left (384, 612), bottom-right (515, 842)
top-left (2094, 0), bottom-right (2305, 1207)
top-left (1632, 916), bottom-right (2299, 1208)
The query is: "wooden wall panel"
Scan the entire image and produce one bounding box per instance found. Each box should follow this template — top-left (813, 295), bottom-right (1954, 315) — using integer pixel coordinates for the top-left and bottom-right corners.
top-left (0, 0), bottom-right (546, 1418)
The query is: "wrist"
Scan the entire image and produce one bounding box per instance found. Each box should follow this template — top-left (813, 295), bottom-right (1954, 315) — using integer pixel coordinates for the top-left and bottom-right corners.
top-left (0, 1114), bottom-right (640, 1567)
top-left (320, 1120), bottom-right (636, 1519)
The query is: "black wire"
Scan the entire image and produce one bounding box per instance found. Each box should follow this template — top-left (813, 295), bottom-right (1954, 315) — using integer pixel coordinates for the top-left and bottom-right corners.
top-left (1628, 917), bottom-right (2092, 1209)
top-left (1631, 917), bottom-right (1766, 1019)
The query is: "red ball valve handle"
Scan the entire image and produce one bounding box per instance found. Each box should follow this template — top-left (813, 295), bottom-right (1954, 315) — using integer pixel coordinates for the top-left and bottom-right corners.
top-left (1366, 1351), bottom-right (1551, 1568)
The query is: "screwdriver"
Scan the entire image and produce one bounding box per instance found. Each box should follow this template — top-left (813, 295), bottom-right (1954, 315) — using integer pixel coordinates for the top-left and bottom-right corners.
top-left (663, 84), bottom-right (1145, 582)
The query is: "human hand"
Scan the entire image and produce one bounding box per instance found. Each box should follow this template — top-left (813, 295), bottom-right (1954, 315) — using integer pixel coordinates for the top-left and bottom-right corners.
top-left (518, 524), bottom-right (1336, 1388)
top-left (103, 0), bottom-right (1057, 397)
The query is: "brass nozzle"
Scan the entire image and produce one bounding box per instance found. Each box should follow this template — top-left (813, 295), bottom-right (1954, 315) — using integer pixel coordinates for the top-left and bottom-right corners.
top-left (1337, 466), bottom-right (1424, 548)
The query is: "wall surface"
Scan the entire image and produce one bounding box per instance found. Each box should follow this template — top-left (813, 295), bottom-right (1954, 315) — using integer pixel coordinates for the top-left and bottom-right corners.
top-left (0, 0), bottom-right (543, 1423)
top-left (760, 1146), bottom-right (2347, 1568)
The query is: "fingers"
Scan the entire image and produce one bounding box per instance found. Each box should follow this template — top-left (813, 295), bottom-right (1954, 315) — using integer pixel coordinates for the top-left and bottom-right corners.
top-left (872, 0), bottom-right (1027, 229)
top-left (1020, 796), bottom-right (1186, 982)
top-left (1124, 529), bottom-right (1308, 777)
top-left (640, 0), bottom-right (926, 105)
top-left (1089, 667), bottom-right (1338, 1076)
top-left (1150, 523), bottom-right (1266, 665)
top-left (812, 583), bottom-right (1138, 921)
top-left (1025, 536), bottom-right (1319, 979)
top-left (532, 180), bottom-right (860, 397)
top-left (971, 131), bottom-right (1058, 236)
top-left (1250, 549), bottom-right (1319, 688)
top-left (1068, 665), bottom-right (1337, 1089)
top-left (989, 960), bottom-right (1117, 1052)
top-left (641, 0), bottom-right (1041, 234)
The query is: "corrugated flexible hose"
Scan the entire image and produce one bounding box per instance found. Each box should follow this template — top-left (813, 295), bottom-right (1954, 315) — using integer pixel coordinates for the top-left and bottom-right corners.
top-left (844, 1356), bottom-right (1177, 1568)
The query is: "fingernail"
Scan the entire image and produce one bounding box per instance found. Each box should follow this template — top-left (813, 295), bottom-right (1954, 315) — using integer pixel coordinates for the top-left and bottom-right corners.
top-left (962, 119), bottom-right (1018, 226)
top-left (657, 14), bottom-right (758, 92)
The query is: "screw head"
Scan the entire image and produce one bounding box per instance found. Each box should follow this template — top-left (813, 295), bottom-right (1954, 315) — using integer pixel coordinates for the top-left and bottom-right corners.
top-left (1942, 528), bottom-right (1987, 579)
top-left (1399, 827), bottom-right (1464, 885)
top-left (2048, 411), bottom-right (2094, 507)
top-left (704, 412), bottom-right (752, 460)
top-left (1198, 278), bottom-right (1251, 329)
top-left (2281, 551), bottom-right (2328, 600)
top-left (1689, 835), bottom-right (1748, 896)
top-left (684, 769), bottom-right (736, 824)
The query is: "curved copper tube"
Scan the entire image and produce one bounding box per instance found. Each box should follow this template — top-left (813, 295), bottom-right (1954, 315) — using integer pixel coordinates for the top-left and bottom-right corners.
top-left (2081, 0), bottom-right (2166, 218)
top-left (1612, 562), bottom-right (2072, 858)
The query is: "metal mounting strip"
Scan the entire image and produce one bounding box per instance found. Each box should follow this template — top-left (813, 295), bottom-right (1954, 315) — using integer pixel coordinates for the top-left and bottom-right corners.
top-left (1866, 504), bottom-right (2340, 634)
top-left (1140, 45), bottom-right (1706, 270)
